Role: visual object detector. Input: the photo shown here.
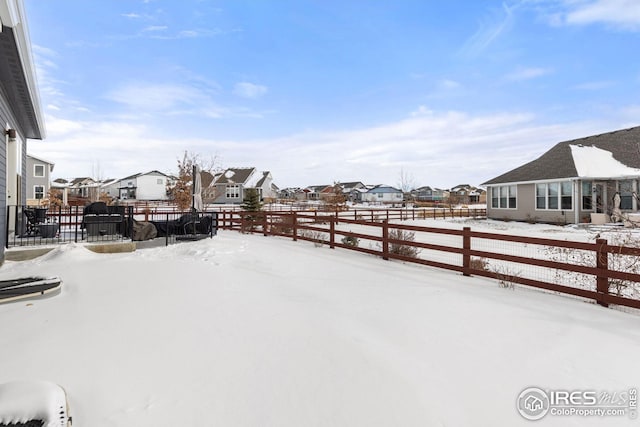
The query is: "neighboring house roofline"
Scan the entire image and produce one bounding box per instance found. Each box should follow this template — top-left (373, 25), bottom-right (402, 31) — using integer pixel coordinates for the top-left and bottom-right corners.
top-left (27, 153), bottom-right (54, 165)
top-left (483, 125), bottom-right (640, 186)
top-left (215, 167), bottom-right (256, 185)
top-left (0, 0), bottom-right (45, 139)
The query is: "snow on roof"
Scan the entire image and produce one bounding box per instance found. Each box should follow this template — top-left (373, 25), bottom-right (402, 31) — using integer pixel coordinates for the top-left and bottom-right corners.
top-left (0, 381), bottom-right (69, 426)
top-left (570, 144), bottom-right (640, 179)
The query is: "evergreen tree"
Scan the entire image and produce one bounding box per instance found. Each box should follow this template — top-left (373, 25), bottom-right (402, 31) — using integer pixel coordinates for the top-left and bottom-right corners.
top-left (240, 188), bottom-right (263, 232)
top-left (241, 188), bottom-right (262, 212)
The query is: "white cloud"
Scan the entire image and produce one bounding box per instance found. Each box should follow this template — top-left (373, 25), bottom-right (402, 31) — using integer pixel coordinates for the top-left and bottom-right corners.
top-left (233, 82), bottom-right (268, 99)
top-left (555, 0), bottom-right (640, 31)
top-left (534, 0), bottom-right (640, 31)
top-left (571, 80), bottom-right (615, 90)
top-left (459, 2), bottom-right (521, 57)
top-left (410, 105), bottom-right (434, 117)
top-left (31, 105), bottom-right (629, 190)
top-left (440, 79), bottom-right (462, 89)
top-left (139, 25), bottom-right (224, 40)
top-left (105, 82), bottom-right (220, 114)
top-left (143, 25), bottom-right (168, 32)
top-left (506, 67), bottom-right (553, 81)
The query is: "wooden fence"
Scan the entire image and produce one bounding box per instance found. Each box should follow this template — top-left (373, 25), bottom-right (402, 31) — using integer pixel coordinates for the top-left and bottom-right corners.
top-left (217, 210), bottom-right (640, 311)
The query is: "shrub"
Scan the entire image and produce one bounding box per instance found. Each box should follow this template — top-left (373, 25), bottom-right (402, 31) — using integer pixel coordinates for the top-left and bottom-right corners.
top-left (300, 230), bottom-right (326, 247)
top-left (388, 228), bottom-right (420, 258)
top-left (469, 257), bottom-right (489, 272)
top-left (341, 235), bottom-right (359, 247)
top-left (492, 265), bottom-right (520, 289)
top-left (270, 215), bottom-right (295, 236)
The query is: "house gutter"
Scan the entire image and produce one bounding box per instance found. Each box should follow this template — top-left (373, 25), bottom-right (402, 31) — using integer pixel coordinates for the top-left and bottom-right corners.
top-left (0, 0), bottom-right (45, 139)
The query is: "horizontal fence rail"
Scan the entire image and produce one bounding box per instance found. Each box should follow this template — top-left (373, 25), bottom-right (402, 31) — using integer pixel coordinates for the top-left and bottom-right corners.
top-left (218, 210), bottom-right (640, 311)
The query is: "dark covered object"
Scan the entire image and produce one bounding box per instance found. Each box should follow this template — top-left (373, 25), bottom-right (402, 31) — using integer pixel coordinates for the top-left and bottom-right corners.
top-left (131, 220), bottom-right (157, 241)
top-left (82, 202), bottom-right (125, 235)
top-left (83, 201), bottom-right (108, 215)
top-left (151, 213), bottom-right (217, 237)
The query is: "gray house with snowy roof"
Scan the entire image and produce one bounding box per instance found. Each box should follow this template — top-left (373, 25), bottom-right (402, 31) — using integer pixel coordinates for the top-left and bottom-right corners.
top-left (211, 167), bottom-right (277, 204)
top-left (483, 126), bottom-right (640, 224)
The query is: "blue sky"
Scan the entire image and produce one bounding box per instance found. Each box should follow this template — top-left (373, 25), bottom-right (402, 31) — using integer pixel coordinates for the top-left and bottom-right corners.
top-left (25, 0), bottom-right (640, 189)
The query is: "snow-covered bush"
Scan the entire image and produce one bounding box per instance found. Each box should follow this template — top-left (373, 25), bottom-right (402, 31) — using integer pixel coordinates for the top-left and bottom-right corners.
top-left (388, 229), bottom-right (420, 258)
top-left (545, 232), bottom-right (640, 298)
top-left (300, 230), bottom-right (327, 247)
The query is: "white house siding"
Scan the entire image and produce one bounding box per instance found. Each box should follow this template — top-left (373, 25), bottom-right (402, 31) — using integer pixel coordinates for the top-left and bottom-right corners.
top-left (362, 188), bottom-right (403, 204)
top-left (135, 173), bottom-right (169, 200)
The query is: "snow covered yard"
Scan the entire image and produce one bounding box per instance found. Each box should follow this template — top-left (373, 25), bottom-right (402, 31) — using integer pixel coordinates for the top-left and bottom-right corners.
top-left (1, 226), bottom-right (639, 426)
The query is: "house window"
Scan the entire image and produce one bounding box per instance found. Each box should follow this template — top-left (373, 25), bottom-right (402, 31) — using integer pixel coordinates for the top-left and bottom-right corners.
top-left (157, 178), bottom-right (163, 185)
top-left (561, 181), bottom-right (572, 209)
top-left (34, 164), bottom-right (45, 178)
top-left (490, 185), bottom-right (516, 209)
top-left (226, 184), bottom-right (240, 199)
top-left (536, 181), bottom-right (572, 210)
top-left (582, 181), bottom-right (593, 210)
top-left (618, 180), bottom-right (634, 210)
top-left (377, 193), bottom-right (383, 198)
top-left (34, 185), bottom-right (44, 199)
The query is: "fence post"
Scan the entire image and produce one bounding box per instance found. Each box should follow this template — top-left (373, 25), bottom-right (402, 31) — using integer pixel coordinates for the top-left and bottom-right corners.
top-left (292, 212), bottom-right (298, 242)
top-left (74, 206), bottom-right (79, 243)
top-left (165, 212), bottom-right (169, 246)
top-left (382, 220), bottom-right (389, 260)
top-left (329, 217), bottom-right (335, 249)
top-left (128, 206), bottom-right (134, 240)
top-left (596, 238), bottom-right (609, 307)
top-left (263, 213), bottom-right (268, 236)
top-left (463, 227), bottom-right (471, 276)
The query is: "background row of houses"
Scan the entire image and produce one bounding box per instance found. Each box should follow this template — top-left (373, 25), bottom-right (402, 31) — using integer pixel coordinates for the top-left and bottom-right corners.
top-left (281, 183), bottom-right (486, 205)
top-left (26, 154), bottom-right (486, 207)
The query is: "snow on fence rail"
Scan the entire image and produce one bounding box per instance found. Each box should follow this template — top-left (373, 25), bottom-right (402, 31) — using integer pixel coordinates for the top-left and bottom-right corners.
top-left (219, 210), bottom-right (640, 311)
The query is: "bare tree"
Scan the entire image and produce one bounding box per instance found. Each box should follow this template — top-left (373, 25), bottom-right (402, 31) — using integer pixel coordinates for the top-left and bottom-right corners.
top-left (398, 168), bottom-right (417, 200)
top-left (91, 160), bottom-right (104, 182)
top-left (166, 151), bottom-right (221, 211)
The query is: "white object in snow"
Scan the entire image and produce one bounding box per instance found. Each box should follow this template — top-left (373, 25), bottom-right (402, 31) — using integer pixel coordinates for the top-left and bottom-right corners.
top-left (0, 381), bottom-right (71, 427)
